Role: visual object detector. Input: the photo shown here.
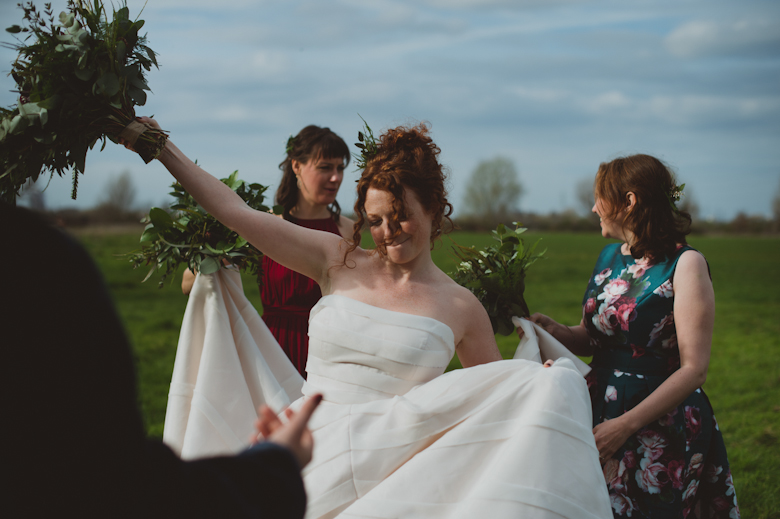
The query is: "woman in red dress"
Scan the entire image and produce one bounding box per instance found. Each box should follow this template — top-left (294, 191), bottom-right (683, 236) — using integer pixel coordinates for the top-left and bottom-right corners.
top-left (261, 126), bottom-right (353, 378)
top-left (183, 126), bottom-right (352, 378)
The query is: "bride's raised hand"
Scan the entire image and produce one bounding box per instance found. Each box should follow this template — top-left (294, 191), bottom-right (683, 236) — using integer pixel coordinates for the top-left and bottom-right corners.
top-left (118, 116), bottom-right (162, 151)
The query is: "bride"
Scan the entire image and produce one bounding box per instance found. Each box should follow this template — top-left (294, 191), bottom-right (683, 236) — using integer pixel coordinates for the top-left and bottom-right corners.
top-left (134, 118), bottom-right (611, 518)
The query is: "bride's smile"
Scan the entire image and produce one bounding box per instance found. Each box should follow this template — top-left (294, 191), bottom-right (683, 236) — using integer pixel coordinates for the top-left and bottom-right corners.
top-left (364, 187), bottom-right (432, 265)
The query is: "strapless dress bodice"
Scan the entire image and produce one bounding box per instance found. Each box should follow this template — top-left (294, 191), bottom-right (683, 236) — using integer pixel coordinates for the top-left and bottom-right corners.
top-left (304, 295), bottom-right (456, 404)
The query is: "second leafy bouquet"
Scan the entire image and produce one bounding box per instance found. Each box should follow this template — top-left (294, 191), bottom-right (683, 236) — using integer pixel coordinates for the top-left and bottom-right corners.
top-left (129, 171), bottom-right (279, 288)
top-left (451, 223), bottom-right (545, 336)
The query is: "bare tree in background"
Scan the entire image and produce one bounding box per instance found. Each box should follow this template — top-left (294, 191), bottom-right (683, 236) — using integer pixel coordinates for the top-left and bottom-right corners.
top-left (462, 157), bottom-right (523, 226)
top-left (100, 170), bottom-right (137, 214)
top-left (575, 177), bottom-right (595, 216)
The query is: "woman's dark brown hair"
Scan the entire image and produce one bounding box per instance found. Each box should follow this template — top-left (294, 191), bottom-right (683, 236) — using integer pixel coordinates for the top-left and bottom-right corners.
top-left (595, 154), bottom-right (691, 262)
top-left (276, 125), bottom-right (350, 221)
top-left (345, 123), bottom-right (454, 258)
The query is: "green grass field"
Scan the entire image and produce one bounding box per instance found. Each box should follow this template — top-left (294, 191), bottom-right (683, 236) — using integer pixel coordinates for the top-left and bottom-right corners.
top-left (76, 227), bottom-right (780, 518)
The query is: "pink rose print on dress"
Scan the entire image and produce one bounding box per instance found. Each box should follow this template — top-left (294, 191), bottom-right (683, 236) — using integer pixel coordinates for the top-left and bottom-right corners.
top-left (635, 457), bottom-right (669, 494)
top-left (636, 430), bottom-right (668, 461)
top-left (627, 258), bottom-right (651, 279)
top-left (705, 464), bottom-right (723, 484)
top-left (667, 459), bottom-right (685, 490)
top-left (623, 450), bottom-right (637, 469)
top-left (687, 453), bottom-right (704, 474)
top-left (593, 302), bottom-right (620, 336)
top-left (615, 297), bottom-right (638, 331)
top-left (604, 385), bottom-right (618, 402)
top-left (725, 473), bottom-right (740, 517)
top-left (658, 408), bottom-right (678, 426)
top-left (682, 478), bottom-right (699, 502)
top-left (631, 344), bottom-right (646, 358)
top-left (584, 297), bottom-right (596, 314)
top-left (649, 313), bottom-right (676, 348)
top-left (653, 279), bottom-right (674, 298)
top-left (595, 268), bottom-right (612, 285)
top-left (603, 459), bottom-right (620, 487)
top-left (610, 490), bottom-right (636, 517)
top-left (598, 278), bottom-right (630, 305)
top-left (685, 406), bottom-right (702, 443)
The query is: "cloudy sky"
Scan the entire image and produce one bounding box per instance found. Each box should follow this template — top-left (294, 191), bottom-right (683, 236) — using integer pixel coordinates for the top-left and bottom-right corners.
top-left (2, 0), bottom-right (779, 220)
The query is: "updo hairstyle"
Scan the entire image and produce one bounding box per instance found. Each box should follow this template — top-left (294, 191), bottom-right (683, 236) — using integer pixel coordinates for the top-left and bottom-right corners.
top-left (276, 125), bottom-right (350, 221)
top-left (347, 123), bottom-right (454, 256)
top-left (595, 154), bottom-right (691, 262)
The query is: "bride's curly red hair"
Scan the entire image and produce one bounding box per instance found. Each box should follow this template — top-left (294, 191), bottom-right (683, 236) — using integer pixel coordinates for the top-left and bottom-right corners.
top-left (345, 123), bottom-right (454, 259)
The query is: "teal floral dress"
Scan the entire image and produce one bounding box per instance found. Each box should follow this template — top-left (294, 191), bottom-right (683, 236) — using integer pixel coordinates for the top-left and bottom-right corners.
top-left (583, 243), bottom-right (740, 519)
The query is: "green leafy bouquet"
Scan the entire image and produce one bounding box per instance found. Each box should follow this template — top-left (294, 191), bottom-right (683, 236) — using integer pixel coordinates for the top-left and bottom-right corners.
top-left (1, 0), bottom-right (166, 203)
top-left (451, 223), bottom-right (545, 335)
top-left (129, 171), bottom-right (280, 288)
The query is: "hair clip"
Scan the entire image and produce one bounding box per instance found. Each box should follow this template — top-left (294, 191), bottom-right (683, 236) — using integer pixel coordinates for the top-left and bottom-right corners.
top-left (666, 182), bottom-right (685, 212)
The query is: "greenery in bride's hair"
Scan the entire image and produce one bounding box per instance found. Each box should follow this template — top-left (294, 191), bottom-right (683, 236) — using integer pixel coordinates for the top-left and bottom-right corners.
top-left (128, 171), bottom-right (281, 288)
top-left (353, 115), bottom-right (378, 170)
top-left (0, 0), bottom-right (166, 203)
top-left (451, 223), bottom-right (545, 335)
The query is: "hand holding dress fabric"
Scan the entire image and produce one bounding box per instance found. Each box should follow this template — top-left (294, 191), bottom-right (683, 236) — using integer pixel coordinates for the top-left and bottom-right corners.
top-left (512, 316), bottom-right (592, 375)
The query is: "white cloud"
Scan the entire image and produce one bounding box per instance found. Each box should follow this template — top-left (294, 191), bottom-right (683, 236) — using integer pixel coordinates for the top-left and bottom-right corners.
top-left (665, 18), bottom-right (780, 58)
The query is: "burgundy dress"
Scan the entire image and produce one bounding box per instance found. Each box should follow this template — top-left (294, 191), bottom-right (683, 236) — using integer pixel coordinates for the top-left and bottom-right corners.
top-left (259, 216), bottom-right (342, 378)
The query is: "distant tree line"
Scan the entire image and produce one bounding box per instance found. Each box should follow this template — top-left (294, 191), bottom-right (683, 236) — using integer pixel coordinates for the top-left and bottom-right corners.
top-left (19, 170), bottom-right (150, 227)
top-left (456, 157), bottom-right (780, 235)
top-left (17, 164), bottom-right (780, 235)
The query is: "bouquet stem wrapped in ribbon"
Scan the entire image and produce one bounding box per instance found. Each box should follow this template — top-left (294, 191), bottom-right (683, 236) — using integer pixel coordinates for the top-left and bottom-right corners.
top-left (1, 0), bottom-right (166, 203)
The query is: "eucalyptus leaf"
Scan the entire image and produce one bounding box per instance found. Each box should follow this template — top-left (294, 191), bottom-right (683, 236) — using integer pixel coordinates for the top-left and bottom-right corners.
top-left (116, 40), bottom-right (127, 63)
top-left (96, 72), bottom-right (120, 97)
top-left (199, 256), bottom-right (221, 275)
top-left (149, 207), bottom-right (174, 229)
top-left (140, 228), bottom-right (158, 243)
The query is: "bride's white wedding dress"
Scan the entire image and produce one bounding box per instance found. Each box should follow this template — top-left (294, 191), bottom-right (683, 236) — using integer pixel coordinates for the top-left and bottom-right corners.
top-left (165, 271), bottom-right (611, 518)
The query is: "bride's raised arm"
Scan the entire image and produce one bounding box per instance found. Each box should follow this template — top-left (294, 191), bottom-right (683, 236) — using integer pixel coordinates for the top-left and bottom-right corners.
top-left (138, 117), bottom-right (345, 285)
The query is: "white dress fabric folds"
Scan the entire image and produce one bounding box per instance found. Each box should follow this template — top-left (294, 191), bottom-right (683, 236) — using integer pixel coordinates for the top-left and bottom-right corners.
top-left (165, 271), bottom-right (611, 518)
top-left (163, 269), bottom-right (303, 459)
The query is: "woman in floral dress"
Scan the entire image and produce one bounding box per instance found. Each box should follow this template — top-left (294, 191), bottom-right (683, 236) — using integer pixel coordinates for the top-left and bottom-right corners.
top-left (527, 154), bottom-right (739, 518)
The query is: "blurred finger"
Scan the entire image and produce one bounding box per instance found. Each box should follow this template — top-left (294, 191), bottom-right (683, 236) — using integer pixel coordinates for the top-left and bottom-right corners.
top-left (257, 405), bottom-right (281, 436)
top-left (286, 394), bottom-right (323, 437)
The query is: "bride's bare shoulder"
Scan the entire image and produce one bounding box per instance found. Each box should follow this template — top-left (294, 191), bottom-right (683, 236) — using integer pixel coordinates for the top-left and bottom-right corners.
top-left (441, 279), bottom-right (487, 320)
